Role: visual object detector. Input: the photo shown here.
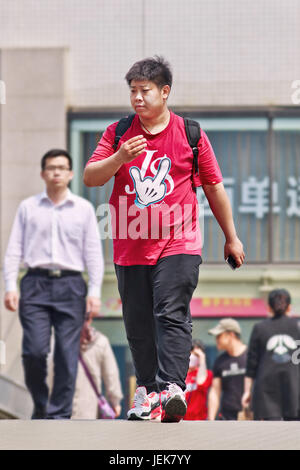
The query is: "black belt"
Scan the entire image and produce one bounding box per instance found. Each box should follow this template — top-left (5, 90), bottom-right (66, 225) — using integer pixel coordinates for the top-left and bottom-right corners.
top-left (27, 268), bottom-right (81, 278)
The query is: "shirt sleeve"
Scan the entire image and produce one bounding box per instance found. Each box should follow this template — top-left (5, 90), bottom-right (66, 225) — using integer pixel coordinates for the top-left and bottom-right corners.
top-left (196, 130), bottom-right (223, 186)
top-left (3, 202), bottom-right (25, 292)
top-left (85, 122), bottom-right (118, 166)
top-left (83, 202), bottom-right (104, 298)
top-left (246, 323), bottom-right (261, 379)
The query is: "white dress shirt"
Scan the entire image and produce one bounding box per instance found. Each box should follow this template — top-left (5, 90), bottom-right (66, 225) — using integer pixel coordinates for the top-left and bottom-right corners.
top-left (3, 189), bottom-right (104, 298)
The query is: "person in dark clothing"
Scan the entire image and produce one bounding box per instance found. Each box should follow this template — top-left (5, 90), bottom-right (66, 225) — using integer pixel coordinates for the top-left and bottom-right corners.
top-left (242, 289), bottom-right (300, 421)
top-left (207, 318), bottom-right (247, 420)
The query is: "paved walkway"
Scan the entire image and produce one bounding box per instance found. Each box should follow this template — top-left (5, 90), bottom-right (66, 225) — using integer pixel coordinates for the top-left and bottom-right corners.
top-left (0, 420), bottom-right (300, 450)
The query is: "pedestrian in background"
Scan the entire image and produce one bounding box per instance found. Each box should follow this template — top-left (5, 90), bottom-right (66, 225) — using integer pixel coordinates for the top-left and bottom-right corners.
top-left (242, 289), bottom-right (300, 421)
top-left (208, 318), bottom-right (247, 420)
top-left (72, 324), bottom-right (123, 419)
top-left (184, 339), bottom-right (213, 421)
top-left (3, 149), bottom-right (104, 419)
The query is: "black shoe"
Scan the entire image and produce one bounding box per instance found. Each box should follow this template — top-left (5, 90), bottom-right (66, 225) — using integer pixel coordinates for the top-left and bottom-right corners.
top-left (31, 408), bottom-right (47, 419)
top-left (45, 416), bottom-right (70, 420)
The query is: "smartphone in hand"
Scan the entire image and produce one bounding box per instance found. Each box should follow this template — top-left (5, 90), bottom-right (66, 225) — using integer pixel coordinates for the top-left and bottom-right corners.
top-left (226, 255), bottom-right (238, 270)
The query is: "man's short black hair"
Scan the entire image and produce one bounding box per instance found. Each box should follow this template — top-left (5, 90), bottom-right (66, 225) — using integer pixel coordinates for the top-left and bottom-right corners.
top-left (125, 55), bottom-right (172, 89)
top-left (41, 149), bottom-right (72, 171)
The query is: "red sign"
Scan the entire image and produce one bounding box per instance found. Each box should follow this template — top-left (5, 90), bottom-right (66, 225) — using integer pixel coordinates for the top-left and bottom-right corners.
top-left (98, 296), bottom-right (300, 318)
top-left (190, 297), bottom-right (268, 317)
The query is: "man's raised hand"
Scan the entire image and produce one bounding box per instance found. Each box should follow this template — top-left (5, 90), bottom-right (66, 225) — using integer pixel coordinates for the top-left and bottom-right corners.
top-left (118, 135), bottom-right (147, 163)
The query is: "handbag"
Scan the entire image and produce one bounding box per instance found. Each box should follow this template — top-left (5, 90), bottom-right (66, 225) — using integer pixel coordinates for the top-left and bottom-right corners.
top-left (237, 406), bottom-right (254, 421)
top-left (79, 353), bottom-right (116, 419)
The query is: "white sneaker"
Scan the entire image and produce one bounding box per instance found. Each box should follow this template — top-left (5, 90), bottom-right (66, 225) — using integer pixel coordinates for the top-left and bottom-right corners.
top-left (160, 383), bottom-right (187, 422)
top-left (127, 386), bottom-right (160, 421)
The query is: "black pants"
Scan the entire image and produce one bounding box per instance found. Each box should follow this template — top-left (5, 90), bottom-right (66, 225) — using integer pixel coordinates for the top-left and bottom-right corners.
top-left (19, 271), bottom-right (86, 419)
top-left (115, 254), bottom-right (202, 393)
top-left (262, 417), bottom-right (299, 421)
top-left (218, 410), bottom-right (239, 420)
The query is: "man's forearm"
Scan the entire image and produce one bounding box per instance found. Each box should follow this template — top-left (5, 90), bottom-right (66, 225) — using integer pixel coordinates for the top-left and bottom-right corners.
top-left (196, 362), bottom-right (208, 385)
top-left (84, 151), bottom-right (124, 187)
top-left (203, 183), bottom-right (237, 241)
top-left (207, 389), bottom-right (220, 420)
top-left (244, 376), bottom-right (254, 394)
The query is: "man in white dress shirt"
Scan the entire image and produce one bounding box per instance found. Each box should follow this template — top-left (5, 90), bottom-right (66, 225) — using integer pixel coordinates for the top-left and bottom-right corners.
top-left (3, 149), bottom-right (104, 419)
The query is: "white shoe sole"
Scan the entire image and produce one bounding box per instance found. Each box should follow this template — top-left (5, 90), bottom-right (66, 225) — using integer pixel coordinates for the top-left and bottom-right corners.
top-left (127, 411), bottom-right (151, 421)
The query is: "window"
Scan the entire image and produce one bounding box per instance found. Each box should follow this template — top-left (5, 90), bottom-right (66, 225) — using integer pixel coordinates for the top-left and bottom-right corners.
top-left (272, 118), bottom-right (300, 262)
top-left (196, 117), bottom-right (269, 262)
top-left (69, 117), bottom-right (118, 265)
top-left (69, 112), bottom-right (300, 265)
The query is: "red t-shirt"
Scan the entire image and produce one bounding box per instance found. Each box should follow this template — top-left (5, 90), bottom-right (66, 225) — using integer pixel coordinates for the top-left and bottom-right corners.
top-left (184, 369), bottom-right (213, 421)
top-left (87, 112), bottom-right (223, 265)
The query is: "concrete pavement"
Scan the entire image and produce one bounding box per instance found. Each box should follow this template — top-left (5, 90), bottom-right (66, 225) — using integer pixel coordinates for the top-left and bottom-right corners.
top-left (0, 420), bottom-right (300, 450)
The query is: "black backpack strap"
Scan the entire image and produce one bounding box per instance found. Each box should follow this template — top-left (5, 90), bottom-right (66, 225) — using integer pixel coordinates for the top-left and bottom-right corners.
top-left (113, 114), bottom-right (136, 151)
top-left (184, 117), bottom-right (201, 175)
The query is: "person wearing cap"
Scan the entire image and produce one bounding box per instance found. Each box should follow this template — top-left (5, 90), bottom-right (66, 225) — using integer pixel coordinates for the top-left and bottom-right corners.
top-left (207, 318), bottom-right (247, 420)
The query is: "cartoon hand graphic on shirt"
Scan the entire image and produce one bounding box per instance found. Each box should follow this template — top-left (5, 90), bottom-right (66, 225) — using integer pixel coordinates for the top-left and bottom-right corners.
top-left (129, 158), bottom-right (171, 209)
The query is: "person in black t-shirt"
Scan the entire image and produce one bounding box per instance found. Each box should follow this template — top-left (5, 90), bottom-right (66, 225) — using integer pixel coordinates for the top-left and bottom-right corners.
top-left (207, 318), bottom-right (247, 420)
top-left (242, 289), bottom-right (300, 421)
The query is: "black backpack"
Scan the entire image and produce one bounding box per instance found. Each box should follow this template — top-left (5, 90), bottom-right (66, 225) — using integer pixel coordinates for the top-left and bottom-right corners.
top-left (112, 114), bottom-right (201, 179)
